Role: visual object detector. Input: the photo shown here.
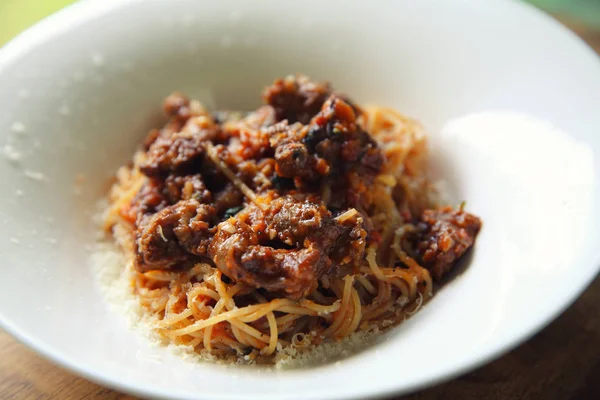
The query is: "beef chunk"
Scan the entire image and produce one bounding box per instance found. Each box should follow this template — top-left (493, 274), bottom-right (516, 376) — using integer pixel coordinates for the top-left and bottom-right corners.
top-left (139, 134), bottom-right (207, 178)
top-left (128, 179), bottom-right (169, 222)
top-left (241, 105), bottom-right (277, 129)
top-left (410, 206), bottom-right (482, 281)
top-left (306, 95), bottom-right (383, 174)
top-left (164, 174), bottom-right (212, 204)
top-left (142, 129), bottom-right (161, 151)
top-left (263, 75), bottom-right (331, 124)
top-left (271, 95), bottom-right (383, 182)
top-left (269, 95), bottom-right (384, 210)
top-left (235, 240), bottom-right (324, 300)
top-left (274, 142), bottom-right (322, 181)
top-left (209, 195), bottom-right (366, 299)
top-left (212, 182), bottom-right (244, 216)
top-left (134, 200), bottom-right (216, 272)
top-left (163, 92), bottom-right (192, 121)
top-left (139, 112), bottom-right (224, 178)
top-left (328, 210), bottom-right (368, 272)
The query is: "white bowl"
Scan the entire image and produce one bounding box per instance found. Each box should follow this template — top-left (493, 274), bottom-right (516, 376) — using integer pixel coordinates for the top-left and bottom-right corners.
top-left (1, 0), bottom-right (599, 399)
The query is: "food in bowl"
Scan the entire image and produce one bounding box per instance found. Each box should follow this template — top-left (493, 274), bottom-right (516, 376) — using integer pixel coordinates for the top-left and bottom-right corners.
top-left (100, 75), bottom-right (482, 364)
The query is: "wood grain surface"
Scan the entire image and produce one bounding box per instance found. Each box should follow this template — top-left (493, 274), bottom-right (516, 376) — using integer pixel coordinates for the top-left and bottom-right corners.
top-left (1, 18), bottom-right (599, 400)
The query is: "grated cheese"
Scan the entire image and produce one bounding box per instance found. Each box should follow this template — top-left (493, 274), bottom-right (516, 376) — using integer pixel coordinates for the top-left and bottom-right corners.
top-left (157, 225), bottom-right (168, 242)
top-left (335, 208), bottom-right (358, 222)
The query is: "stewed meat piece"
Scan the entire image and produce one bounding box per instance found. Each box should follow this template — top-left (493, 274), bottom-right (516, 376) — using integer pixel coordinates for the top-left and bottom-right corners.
top-left (305, 95), bottom-right (383, 175)
top-left (410, 206), bottom-right (482, 281)
top-left (209, 195), bottom-right (367, 299)
top-left (135, 200), bottom-right (216, 272)
top-left (129, 175), bottom-right (214, 223)
top-left (128, 179), bottom-right (169, 222)
top-left (212, 182), bottom-right (244, 216)
top-left (163, 92), bottom-right (192, 121)
top-left (164, 174), bottom-right (212, 204)
top-left (270, 95), bottom-right (384, 213)
top-left (139, 134), bottom-right (208, 178)
top-left (263, 74), bottom-right (331, 124)
top-left (139, 112), bottom-right (224, 178)
top-left (271, 95), bottom-right (383, 186)
top-left (274, 141), bottom-right (324, 182)
top-left (141, 93), bottom-right (195, 150)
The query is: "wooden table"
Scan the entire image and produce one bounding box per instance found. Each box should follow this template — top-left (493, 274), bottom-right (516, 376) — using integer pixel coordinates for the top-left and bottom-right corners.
top-left (1, 19), bottom-right (599, 400)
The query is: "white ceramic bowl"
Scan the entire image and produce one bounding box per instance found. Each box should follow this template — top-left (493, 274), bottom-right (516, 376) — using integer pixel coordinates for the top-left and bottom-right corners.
top-left (1, 0), bottom-right (599, 399)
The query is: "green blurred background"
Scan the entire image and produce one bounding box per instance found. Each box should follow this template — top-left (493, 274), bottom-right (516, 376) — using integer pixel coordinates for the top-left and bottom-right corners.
top-left (0, 0), bottom-right (74, 45)
top-left (0, 0), bottom-right (599, 46)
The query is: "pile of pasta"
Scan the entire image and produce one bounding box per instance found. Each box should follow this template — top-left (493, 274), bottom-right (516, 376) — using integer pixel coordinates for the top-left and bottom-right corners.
top-left (104, 105), bottom-right (434, 363)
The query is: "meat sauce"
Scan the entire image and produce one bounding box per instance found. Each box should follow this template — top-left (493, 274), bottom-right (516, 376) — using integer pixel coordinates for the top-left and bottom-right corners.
top-left (128, 75), bottom-right (481, 299)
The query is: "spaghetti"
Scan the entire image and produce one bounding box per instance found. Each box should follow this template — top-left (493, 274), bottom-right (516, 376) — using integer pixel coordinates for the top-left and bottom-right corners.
top-left (103, 75), bottom-right (481, 363)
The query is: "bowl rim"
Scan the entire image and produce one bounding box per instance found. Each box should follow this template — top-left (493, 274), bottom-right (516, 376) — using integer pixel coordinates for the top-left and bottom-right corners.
top-left (1, 0), bottom-right (600, 399)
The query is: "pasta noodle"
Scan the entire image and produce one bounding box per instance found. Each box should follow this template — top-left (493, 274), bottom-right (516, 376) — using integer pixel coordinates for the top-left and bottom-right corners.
top-left (103, 91), bottom-right (447, 364)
